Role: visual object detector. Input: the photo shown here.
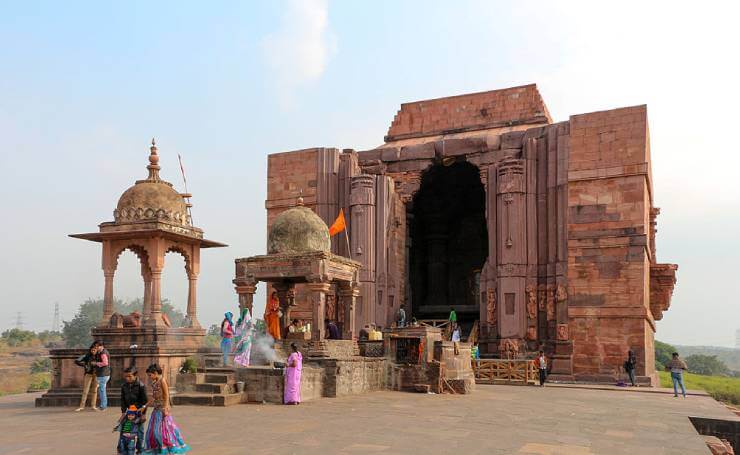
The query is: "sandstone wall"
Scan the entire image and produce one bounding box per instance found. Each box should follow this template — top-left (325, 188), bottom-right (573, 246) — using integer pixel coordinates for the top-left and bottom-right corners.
top-left (566, 105), bottom-right (657, 382)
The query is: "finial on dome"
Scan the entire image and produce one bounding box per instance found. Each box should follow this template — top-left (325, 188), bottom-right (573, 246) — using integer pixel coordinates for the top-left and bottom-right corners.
top-left (146, 138), bottom-right (161, 181)
top-left (297, 189), bottom-right (304, 206)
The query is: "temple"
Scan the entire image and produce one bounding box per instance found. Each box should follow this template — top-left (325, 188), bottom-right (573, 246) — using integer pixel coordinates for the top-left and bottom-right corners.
top-left (261, 84), bottom-right (678, 385)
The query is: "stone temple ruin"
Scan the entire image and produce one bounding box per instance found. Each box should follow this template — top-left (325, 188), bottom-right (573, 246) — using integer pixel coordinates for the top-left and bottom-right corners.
top-left (38, 83), bottom-right (678, 408)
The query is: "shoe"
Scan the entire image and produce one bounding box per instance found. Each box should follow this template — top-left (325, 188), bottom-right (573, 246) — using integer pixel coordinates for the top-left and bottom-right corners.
top-left (74, 408), bottom-right (84, 412)
top-left (93, 407), bottom-right (102, 411)
top-left (673, 395), bottom-right (678, 398)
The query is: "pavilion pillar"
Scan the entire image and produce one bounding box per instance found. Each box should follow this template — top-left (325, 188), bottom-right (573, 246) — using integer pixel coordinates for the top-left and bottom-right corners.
top-left (273, 282), bottom-right (295, 332)
top-left (186, 273), bottom-right (200, 328)
top-left (141, 265), bottom-right (152, 319)
top-left (145, 270), bottom-right (165, 327)
top-left (307, 282), bottom-right (332, 342)
top-left (235, 283), bottom-right (256, 316)
top-left (102, 270), bottom-right (115, 325)
top-left (338, 282), bottom-right (360, 340)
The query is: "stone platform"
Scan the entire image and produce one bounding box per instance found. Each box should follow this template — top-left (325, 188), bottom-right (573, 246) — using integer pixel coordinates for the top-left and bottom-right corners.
top-left (2, 385), bottom-right (737, 454)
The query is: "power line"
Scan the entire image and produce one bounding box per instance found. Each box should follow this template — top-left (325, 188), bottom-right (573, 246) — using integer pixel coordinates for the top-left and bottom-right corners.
top-left (15, 312), bottom-right (23, 330)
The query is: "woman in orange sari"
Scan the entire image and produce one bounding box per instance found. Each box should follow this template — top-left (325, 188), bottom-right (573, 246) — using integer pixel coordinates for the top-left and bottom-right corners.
top-left (265, 291), bottom-right (282, 340)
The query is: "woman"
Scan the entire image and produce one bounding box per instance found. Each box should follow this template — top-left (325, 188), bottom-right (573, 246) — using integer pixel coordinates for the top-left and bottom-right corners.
top-left (264, 291), bottom-right (282, 340)
top-left (143, 364), bottom-right (190, 454)
top-left (74, 341), bottom-right (100, 412)
top-left (220, 312), bottom-right (235, 367)
top-left (233, 308), bottom-right (254, 367)
top-left (284, 343), bottom-right (303, 405)
top-left (624, 350), bottom-right (637, 386)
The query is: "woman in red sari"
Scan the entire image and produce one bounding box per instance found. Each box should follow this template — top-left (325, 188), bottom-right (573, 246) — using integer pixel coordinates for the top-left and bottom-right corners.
top-left (265, 291), bottom-right (282, 340)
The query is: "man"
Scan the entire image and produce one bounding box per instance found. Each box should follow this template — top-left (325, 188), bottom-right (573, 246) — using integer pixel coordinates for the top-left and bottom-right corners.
top-left (93, 340), bottom-right (111, 411)
top-left (538, 350), bottom-right (547, 387)
top-left (120, 366), bottom-right (148, 454)
top-left (666, 352), bottom-right (688, 398)
top-left (326, 320), bottom-right (341, 340)
top-left (451, 324), bottom-right (461, 355)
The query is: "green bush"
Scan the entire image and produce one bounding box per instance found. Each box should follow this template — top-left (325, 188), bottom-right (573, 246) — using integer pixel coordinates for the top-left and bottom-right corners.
top-left (30, 357), bottom-right (51, 374)
top-left (27, 373), bottom-right (50, 391)
top-left (180, 357), bottom-right (197, 374)
top-left (1, 328), bottom-right (36, 347)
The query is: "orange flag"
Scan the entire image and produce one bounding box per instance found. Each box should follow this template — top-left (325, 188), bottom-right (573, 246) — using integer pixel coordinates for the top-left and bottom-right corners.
top-left (328, 209), bottom-right (346, 236)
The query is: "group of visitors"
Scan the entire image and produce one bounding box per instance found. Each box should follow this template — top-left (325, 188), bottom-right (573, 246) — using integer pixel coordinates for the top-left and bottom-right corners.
top-left (74, 340), bottom-right (190, 453)
top-left (220, 305), bottom-right (304, 406)
top-left (74, 340), bottom-right (110, 411)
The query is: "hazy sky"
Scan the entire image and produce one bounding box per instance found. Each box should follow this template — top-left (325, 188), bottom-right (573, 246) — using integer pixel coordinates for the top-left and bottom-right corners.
top-left (1, 1), bottom-right (738, 347)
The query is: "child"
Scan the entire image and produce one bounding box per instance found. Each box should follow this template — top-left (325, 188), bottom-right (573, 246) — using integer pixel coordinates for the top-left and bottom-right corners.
top-left (120, 366), bottom-right (148, 454)
top-left (538, 350), bottom-right (547, 387)
top-left (143, 364), bottom-right (190, 454)
top-left (114, 405), bottom-right (142, 455)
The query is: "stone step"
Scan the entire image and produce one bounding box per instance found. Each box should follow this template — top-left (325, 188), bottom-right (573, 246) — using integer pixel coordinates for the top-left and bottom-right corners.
top-left (196, 383), bottom-right (230, 394)
top-left (198, 367), bottom-right (235, 374)
top-left (171, 392), bottom-right (243, 407)
top-left (204, 373), bottom-right (235, 384)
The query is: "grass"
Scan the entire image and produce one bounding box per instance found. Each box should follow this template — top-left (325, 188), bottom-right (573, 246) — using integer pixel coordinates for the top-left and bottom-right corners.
top-left (659, 371), bottom-right (740, 405)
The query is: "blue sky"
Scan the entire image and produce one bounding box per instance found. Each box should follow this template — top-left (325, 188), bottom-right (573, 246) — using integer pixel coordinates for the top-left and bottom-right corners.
top-left (1, 1), bottom-right (738, 347)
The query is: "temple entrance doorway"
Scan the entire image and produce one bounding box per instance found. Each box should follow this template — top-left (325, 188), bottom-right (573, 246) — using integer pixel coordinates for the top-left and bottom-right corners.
top-left (408, 161), bottom-right (488, 330)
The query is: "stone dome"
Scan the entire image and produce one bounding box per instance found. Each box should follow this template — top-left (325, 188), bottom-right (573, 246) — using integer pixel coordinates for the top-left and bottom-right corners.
top-left (113, 141), bottom-right (191, 226)
top-left (268, 205), bottom-right (330, 254)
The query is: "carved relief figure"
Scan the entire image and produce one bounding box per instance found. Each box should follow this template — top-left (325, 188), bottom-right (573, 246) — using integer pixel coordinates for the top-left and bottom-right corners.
top-left (546, 289), bottom-right (555, 321)
top-left (556, 284), bottom-right (568, 303)
top-left (486, 289), bottom-right (496, 325)
top-left (123, 311), bottom-right (142, 328)
top-left (538, 289), bottom-right (546, 311)
top-left (498, 338), bottom-right (520, 359)
top-left (526, 326), bottom-right (537, 341)
top-left (557, 323), bottom-right (569, 341)
top-left (525, 285), bottom-right (537, 320)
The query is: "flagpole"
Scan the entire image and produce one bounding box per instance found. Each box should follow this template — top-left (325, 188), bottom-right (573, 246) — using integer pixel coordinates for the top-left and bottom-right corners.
top-left (345, 226), bottom-right (352, 261)
top-left (177, 153), bottom-right (194, 226)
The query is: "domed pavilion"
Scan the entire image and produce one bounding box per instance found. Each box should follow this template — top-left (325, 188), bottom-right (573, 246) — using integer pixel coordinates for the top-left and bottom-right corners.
top-left (70, 140), bottom-right (226, 329)
top-left (234, 196), bottom-right (361, 345)
top-left (36, 140), bottom-right (226, 407)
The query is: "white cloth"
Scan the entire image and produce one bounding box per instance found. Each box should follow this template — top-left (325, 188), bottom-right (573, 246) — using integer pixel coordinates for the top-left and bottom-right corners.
top-left (451, 329), bottom-right (461, 342)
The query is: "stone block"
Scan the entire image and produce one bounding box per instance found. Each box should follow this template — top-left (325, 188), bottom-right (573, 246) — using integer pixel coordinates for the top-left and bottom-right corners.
top-left (380, 147), bottom-right (401, 162)
top-left (401, 142), bottom-right (435, 160)
top-left (436, 137), bottom-right (487, 157)
top-left (501, 130), bottom-right (525, 149)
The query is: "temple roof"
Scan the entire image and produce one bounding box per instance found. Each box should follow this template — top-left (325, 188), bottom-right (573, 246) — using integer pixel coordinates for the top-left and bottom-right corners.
top-left (384, 84), bottom-right (552, 143)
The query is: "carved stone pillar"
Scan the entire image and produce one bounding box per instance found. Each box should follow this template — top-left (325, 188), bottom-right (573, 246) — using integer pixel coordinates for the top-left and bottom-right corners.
top-left (102, 270), bottom-right (115, 325)
top-left (273, 282), bottom-right (295, 331)
top-left (497, 159), bottom-right (527, 340)
top-left (350, 174), bottom-right (376, 327)
top-left (144, 270), bottom-right (165, 327)
top-left (338, 282), bottom-right (360, 340)
top-left (235, 283), bottom-right (257, 316)
top-left (307, 282), bottom-right (331, 341)
top-left (186, 273), bottom-right (200, 328)
top-left (141, 266), bottom-right (152, 319)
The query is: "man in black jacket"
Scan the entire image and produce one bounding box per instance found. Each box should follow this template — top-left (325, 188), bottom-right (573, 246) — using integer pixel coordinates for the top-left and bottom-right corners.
top-left (120, 366), bottom-right (148, 454)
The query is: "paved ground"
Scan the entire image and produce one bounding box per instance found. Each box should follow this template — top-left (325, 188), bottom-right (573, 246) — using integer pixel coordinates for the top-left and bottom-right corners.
top-left (0, 385), bottom-right (736, 454)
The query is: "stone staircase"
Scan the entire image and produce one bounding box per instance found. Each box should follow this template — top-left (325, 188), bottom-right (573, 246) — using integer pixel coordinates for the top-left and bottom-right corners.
top-left (172, 367), bottom-right (244, 407)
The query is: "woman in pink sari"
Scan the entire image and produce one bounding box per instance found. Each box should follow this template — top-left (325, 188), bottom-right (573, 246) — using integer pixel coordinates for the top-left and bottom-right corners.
top-left (284, 343), bottom-right (302, 405)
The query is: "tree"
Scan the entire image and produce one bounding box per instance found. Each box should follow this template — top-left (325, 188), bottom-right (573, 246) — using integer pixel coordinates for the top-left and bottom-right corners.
top-left (654, 340), bottom-right (677, 371)
top-left (1, 328), bottom-right (36, 347)
top-left (685, 354), bottom-right (731, 376)
top-left (62, 298), bottom-right (188, 348)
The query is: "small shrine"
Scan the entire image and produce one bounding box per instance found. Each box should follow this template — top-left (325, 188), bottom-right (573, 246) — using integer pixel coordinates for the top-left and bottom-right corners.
top-left (233, 195), bottom-right (362, 357)
top-left (37, 141), bottom-right (226, 407)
